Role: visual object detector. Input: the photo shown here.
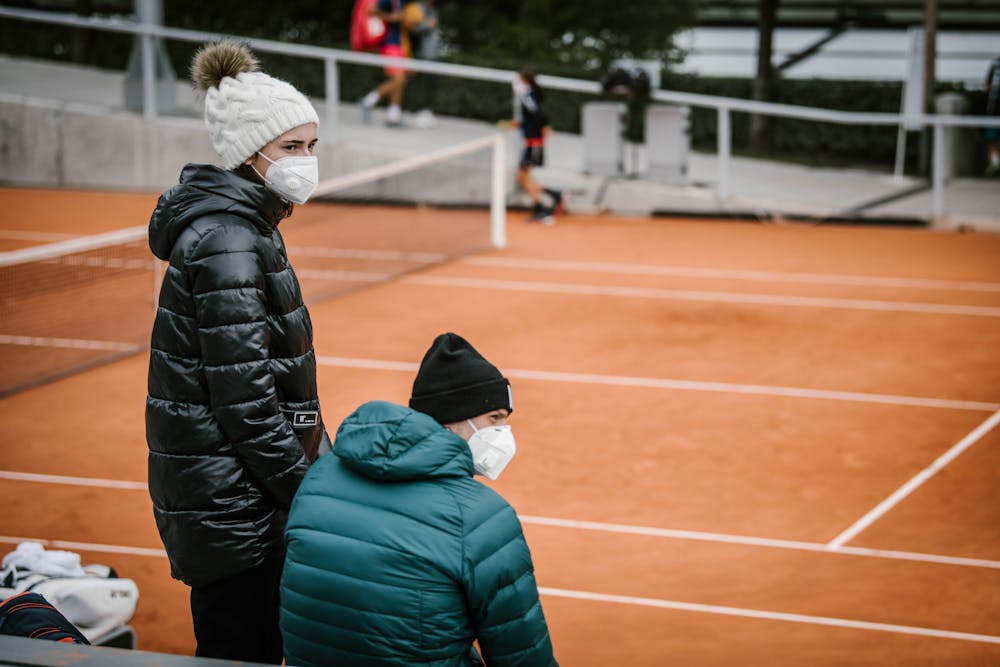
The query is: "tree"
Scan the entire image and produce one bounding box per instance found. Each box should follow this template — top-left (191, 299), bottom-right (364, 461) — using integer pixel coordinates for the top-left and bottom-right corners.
top-left (8, 1), bottom-right (697, 79)
top-left (436, 1), bottom-right (697, 72)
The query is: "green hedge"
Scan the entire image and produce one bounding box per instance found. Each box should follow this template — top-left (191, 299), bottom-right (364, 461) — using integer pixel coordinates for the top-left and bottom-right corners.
top-left (660, 74), bottom-right (907, 169)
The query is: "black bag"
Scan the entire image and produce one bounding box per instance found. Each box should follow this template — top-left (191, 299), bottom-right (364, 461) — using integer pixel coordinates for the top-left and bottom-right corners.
top-left (0, 591), bottom-right (90, 644)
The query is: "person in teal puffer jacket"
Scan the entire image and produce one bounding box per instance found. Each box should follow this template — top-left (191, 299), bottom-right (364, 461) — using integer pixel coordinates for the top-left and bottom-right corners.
top-left (280, 332), bottom-right (557, 666)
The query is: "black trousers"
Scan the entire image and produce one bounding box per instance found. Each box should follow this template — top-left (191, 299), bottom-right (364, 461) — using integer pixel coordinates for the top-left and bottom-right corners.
top-left (189, 557), bottom-right (284, 664)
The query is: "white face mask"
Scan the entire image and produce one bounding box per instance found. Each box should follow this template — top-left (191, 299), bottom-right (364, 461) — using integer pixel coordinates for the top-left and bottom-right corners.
top-left (254, 153), bottom-right (318, 204)
top-left (465, 420), bottom-right (516, 481)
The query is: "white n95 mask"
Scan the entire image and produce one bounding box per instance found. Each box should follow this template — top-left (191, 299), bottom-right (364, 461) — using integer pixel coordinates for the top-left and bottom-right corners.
top-left (466, 420), bottom-right (516, 481)
top-left (255, 153), bottom-right (319, 204)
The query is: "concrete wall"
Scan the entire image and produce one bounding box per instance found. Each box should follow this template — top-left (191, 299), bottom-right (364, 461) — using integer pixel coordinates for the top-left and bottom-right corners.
top-left (0, 94), bottom-right (494, 204)
top-left (0, 93), bottom-right (212, 190)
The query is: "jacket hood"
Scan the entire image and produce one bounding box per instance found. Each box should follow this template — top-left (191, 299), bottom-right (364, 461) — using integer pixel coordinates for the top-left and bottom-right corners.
top-left (148, 163), bottom-right (291, 259)
top-left (333, 401), bottom-right (475, 482)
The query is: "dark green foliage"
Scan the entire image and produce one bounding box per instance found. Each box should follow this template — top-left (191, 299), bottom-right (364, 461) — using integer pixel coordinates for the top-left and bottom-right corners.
top-left (0, 0), bottom-right (134, 68)
top-left (437, 1), bottom-right (696, 71)
top-left (660, 72), bottom-right (975, 169)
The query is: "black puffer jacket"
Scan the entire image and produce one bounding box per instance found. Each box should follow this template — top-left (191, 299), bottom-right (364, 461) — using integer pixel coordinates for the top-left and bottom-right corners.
top-left (146, 163), bottom-right (324, 588)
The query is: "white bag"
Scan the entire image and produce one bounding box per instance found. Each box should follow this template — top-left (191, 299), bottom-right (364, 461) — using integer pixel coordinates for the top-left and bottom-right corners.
top-left (1, 543), bottom-right (139, 644)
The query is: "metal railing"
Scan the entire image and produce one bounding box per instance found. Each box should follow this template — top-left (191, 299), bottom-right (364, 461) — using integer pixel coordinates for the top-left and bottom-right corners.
top-left (1, 4), bottom-right (995, 219)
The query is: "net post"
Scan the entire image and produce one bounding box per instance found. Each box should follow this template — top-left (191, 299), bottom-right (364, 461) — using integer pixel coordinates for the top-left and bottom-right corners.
top-left (490, 133), bottom-right (506, 248)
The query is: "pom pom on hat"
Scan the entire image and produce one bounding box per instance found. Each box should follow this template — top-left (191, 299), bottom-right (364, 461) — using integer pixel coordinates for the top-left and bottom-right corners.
top-left (410, 333), bottom-right (513, 424)
top-left (190, 41), bottom-right (319, 169)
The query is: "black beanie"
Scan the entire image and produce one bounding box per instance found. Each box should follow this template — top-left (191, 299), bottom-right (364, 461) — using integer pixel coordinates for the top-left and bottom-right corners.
top-left (409, 332), bottom-right (513, 424)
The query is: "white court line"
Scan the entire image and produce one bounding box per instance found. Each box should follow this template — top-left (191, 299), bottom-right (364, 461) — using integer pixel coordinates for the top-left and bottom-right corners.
top-left (0, 230), bottom-right (78, 242)
top-left (287, 246), bottom-right (446, 264)
top-left (539, 588), bottom-right (1000, 645)
top-left (320, 357), bottom-right (420, 372)
top-left (463, 256), bottom-right (1000, 293)
top-left (294, 268), bottom-right (393, 283)
top-left (520, 516), bottom-right (1000, 570)
top-left (828, 409), bottom-right (1000, 548)
top-left (4, 470), bottom-right (997, 570)
top-left (42, 255), bottom-right (152, 270)
top-left (0, 470), bottom-right (148, 490)
top-left (0, 532), bottom-right (992, 644)
top-left (403, 275), bottom-right (1000, 317)
top-left (317, 356), bottom-right (1000, 412)
top-left (0, 335), bottom-right (140, 352)
top-left (0, 535), bottom-right (165, 558)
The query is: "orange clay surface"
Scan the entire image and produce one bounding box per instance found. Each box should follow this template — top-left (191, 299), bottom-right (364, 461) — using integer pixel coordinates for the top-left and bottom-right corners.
top-left (1, 187), bottom-right (999, 665)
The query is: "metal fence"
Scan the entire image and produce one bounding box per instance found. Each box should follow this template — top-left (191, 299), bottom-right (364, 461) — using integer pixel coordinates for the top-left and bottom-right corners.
top-left (1, 4), bottom-right (995, 218)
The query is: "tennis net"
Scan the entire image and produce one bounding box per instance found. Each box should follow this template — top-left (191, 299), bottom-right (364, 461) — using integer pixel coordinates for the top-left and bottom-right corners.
top-left (0, 227), bottom-right (155, 396)
top-left (0, 134), bottom-right (507, 396)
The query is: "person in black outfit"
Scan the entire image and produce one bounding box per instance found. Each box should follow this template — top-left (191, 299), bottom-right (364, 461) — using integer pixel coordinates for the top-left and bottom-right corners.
top-left (504, 71), bottom-right (563, 224)
top-left (145, 41), bottom-right (329, 664)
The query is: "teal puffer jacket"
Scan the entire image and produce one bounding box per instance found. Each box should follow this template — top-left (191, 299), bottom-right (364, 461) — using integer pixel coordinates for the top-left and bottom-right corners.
top-left (280, 401), bottom-right (557, 667)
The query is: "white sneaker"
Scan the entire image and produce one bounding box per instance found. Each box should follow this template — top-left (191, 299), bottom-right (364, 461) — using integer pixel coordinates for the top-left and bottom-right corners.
top-left (359, 92), bottom-right (379, 124)
top-left (413, 109), bottom-right (437, 128)
top-left (386, 104), bottom-right (403, 127)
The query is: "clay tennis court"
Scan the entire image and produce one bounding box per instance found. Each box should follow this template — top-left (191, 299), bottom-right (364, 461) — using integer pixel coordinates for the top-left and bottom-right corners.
top-left (1, 187), bottom-right (998, 665)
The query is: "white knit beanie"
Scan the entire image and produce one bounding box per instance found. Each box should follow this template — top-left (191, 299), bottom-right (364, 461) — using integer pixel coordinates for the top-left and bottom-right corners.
top-left (190, 42), bottom-right (319, 170)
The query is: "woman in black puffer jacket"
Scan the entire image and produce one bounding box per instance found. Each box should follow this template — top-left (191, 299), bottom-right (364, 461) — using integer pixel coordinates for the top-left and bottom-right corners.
top-left (145, 41), bottom-right (327, 665)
